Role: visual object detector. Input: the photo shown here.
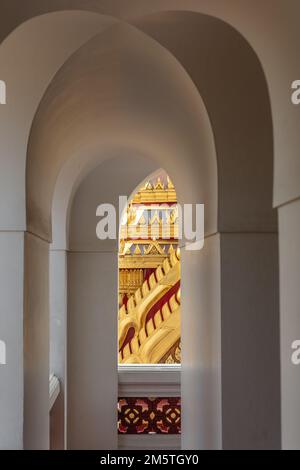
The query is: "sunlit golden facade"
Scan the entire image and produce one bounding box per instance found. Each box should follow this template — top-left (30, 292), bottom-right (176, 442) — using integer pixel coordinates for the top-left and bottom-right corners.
top-left (118, 172), bottom-right (181, 364)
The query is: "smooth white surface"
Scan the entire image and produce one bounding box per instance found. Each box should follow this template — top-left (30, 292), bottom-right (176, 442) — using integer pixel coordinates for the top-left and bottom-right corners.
top-left (0, 232), bottom-right (24, 449)
top-left (67, 251), bottom-right (118, 450)
top-left (50, 249), bottom-right (68, 448)
top-left (26, 22), bottom-right (217, 241)
top-left (118, 365), bottom-right (181, 397)
top-left (0, 1), bottom-right (297, 223)
top-left (279, 199), bottom-right (300, 449)
top-left (221, 233), bottom-right (280, 449)
top-left (49, 374), bottom-right (60, 412)
top-left (181, 236), bottom-right (222, 450)
top-left (0, 11), bottom-right (116, 230)
top-left (24, 232), bottom-right (50, 450)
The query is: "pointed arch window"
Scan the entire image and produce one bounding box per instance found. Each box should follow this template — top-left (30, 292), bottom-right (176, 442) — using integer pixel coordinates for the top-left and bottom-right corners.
top-left (118, 171), bottom-right (181, 365)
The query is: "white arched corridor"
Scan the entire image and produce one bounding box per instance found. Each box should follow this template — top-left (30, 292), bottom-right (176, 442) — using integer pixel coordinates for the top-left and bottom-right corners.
top-left (0, 1), bottom-right (299, 451)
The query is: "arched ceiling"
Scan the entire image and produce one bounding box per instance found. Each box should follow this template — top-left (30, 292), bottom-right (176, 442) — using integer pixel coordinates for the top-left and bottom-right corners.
top-left (51, 150), bottom-right (158, 251)
top-left (1, 2), bottom-right (297, 239)
top-left (68, 155), bottom-right (159, 253)
top-left (1, 1), bottom-right (299, 210)
top-left (133, 11), bottom-right (276, 233)
top-left (27, 22), bottom-right (217, 241)
top-left (0, 11), bottom-right (117, 230)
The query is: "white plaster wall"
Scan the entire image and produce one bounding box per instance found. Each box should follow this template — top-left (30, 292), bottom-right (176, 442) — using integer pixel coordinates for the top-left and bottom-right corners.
top-left (279, 199), bottom-right (300, 449)
top-left (24, 232), bottom-right (50, 450)
top-left (26, 23), bottom-right (217, 241)
top-left (0, 1), bottom-right (294, 450)
top-left (133, 11), bottom-right (275, 234)
top-left (0, 10), bottom-right (116, 230)
top-left (181, 235), bottom-right (222, 450)
top-left (68, 156), bottom-right (157, 253)
top-left (0, 1), bottom-right (298, 213)
top-left (0, 232), bottom-right (24, 449)
top-left (181, 231), bottom-right (281, 450)
top-left (51, 150), bottom-right (157, 251)
top-left (221, 233), bottom-right (281, 449)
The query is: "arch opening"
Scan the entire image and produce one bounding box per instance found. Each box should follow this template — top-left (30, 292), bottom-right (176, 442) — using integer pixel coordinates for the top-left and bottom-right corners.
top-left (118, 169), bottom-right (181, 366)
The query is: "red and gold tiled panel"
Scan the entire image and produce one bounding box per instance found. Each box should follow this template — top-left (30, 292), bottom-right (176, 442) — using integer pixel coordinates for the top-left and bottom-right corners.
top-left (118, 397), bottom-right (181, 434)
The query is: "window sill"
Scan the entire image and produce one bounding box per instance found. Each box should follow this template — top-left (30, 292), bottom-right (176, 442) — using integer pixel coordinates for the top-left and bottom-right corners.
top-left (49, 374), bottom-right (60, 411)
top-left (118, 364), bottom-right (181, 396)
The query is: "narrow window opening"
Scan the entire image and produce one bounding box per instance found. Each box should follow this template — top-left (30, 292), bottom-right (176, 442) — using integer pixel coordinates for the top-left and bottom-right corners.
top-left (118, 170), bottom-right (181, 447)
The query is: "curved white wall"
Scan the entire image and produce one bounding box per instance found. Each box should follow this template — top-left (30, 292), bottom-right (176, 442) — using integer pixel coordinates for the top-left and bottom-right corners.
top-left (0, 1), bottom-right (298, 209)
top-left (26, 22), bottom-right (217, 241)
top-left (0, 1), bottom-right (294, 449)
top-left (0, 11), bottom-right (117, 230)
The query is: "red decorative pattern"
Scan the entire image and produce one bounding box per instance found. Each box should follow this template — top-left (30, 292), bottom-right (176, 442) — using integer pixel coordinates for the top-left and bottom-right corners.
top-left (118, 397), bottom-right (181, 434)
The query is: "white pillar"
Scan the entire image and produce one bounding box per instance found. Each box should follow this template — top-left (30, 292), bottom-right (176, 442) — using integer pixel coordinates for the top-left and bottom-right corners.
top-left (181, 231), bottom-right (280, 450)
top-left (279, 198), bottom-right (300, 449)
top-left (67, 250), bottom-right (118, 449)
top-left (0, 231), bottom-right (24, 449)
top-left (221, 232), bottom-right (280, 449)
top-left (181, 235), bottom-right (222, 450)
top-left (50, 249), bottom-right (67, 449)
top-left (23, 232), bottom-right (50, 449)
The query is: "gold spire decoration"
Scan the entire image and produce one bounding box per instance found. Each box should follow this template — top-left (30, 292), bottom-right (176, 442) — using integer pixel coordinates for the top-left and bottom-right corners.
top-left (138, 214), bottom-right (147, 225)
top-left (168, 244), bottom-right (174, 254)
top-left (167, 175), bottom-right (175, 189)
top-left (132, 176), bottom-right (177, 204)
top-left (149, 211), bottom-right (161, 225)
top-left (134, 244), bottom-right (142, 255)
top-left (144, 181), bottom-right (153, 190)
top-left (154, 177), bottom-right (164, 190)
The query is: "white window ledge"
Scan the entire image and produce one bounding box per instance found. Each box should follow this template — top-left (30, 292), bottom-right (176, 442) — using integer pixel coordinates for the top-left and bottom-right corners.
top-left (49, 374), bottom-right (60, 411)
top-left (118, 364), bottom-right (181, 396)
